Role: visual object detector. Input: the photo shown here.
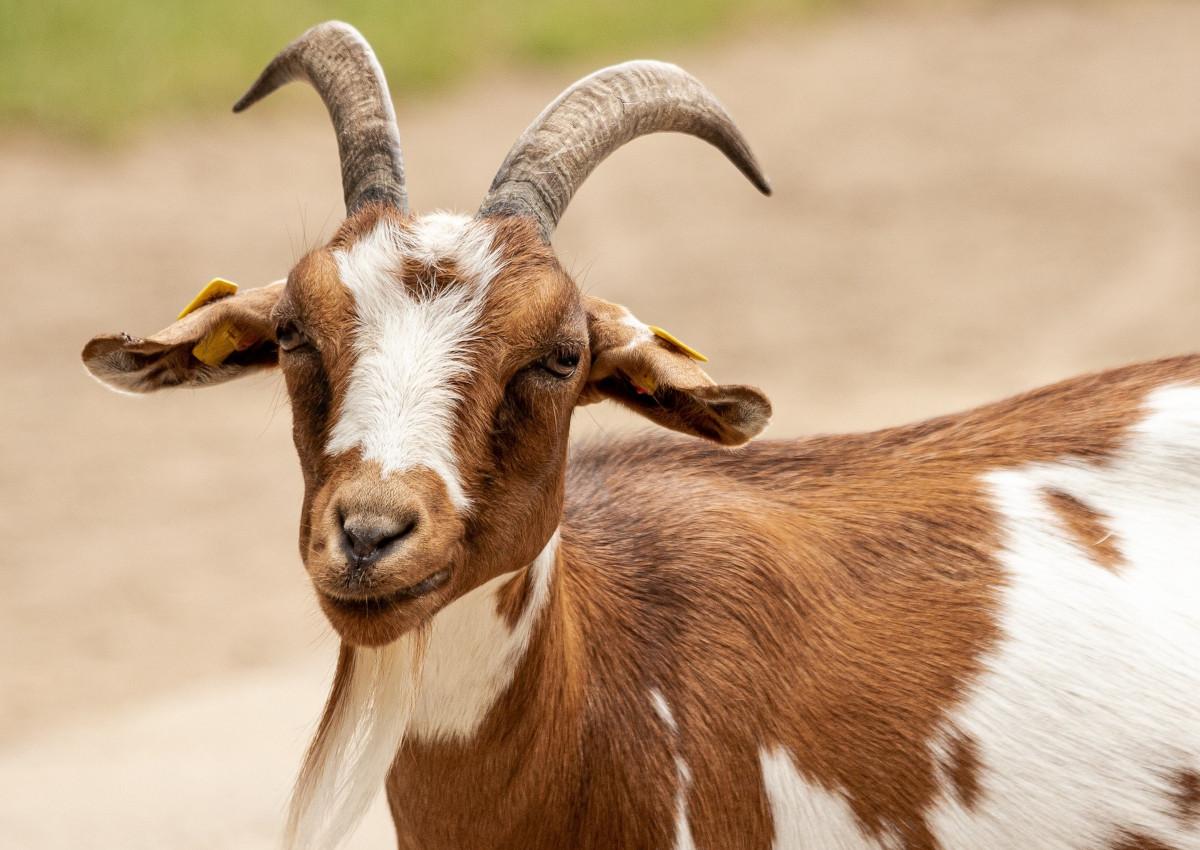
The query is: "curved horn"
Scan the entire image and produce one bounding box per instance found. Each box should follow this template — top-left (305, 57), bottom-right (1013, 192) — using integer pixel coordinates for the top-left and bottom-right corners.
top-left (233, 21), bottom-right (408, 216)
top-left (477, 60), bottom-right (770, 240)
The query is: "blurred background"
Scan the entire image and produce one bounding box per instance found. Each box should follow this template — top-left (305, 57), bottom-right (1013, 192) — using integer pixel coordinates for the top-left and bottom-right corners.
top-left (2, 0), bottom-right (1199, 846)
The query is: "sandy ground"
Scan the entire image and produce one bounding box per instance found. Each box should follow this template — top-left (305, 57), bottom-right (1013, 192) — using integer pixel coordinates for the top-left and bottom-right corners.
top-left (3, 1), bottom-right (1200, 846)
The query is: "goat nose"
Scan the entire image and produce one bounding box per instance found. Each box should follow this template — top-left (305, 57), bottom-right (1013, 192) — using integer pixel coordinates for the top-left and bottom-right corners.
top-left (340, 513), bottom-right (416, 564)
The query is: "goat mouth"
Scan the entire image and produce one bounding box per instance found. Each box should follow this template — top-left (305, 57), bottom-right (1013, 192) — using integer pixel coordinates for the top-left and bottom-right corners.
top-left (322, 568), bottom-right (451, 616)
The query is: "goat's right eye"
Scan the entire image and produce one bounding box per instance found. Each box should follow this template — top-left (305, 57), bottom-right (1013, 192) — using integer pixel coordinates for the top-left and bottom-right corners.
top-left (538, 349), bottom-right (580, 379)
top-left (276, 323), bottom-right (308, 352)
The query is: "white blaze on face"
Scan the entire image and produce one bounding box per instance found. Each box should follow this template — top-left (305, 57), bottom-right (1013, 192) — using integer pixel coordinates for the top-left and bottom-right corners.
top-left (326, 213), bottom-right (502, 511)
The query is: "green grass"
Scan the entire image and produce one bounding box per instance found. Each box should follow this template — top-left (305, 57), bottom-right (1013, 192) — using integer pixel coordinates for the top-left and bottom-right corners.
top-left (0, 0), bottom-right (834, 141)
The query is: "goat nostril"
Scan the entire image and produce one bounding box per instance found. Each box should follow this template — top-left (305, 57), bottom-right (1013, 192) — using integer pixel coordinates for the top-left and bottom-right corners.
top-left (339, 514), bottom-right (417, 563)
top-left (395, 515), bottom-right (418, 540)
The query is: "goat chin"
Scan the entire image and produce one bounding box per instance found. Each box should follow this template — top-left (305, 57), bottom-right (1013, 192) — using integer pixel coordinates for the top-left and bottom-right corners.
top-left (286, 628), bottom-right (431, 850)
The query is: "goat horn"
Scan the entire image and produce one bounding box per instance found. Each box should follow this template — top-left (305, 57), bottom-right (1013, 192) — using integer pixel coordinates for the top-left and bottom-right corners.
top-left (233, 21), bottom-right (408, 216)
top-left (477, 60), bottom-right (770, 240)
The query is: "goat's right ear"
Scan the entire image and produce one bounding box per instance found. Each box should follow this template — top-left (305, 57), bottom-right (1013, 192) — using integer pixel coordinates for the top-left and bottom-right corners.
top-left (82, 281), bottom-right (285, 394)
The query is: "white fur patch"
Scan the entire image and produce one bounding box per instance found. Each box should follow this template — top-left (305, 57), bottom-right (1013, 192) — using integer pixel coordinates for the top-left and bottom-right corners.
top-left (672, 753), bottom-right (697, 850)
top-left (618, 309), bottom-right (654, 350)
top-left (759, 746), bottom-right (896, 850)
top-left (650, 688), bottom-right (696, 850)
top-left (927, 383), bottom-right (1200, 849)
top-left (287, 634), bottom-right (427, 850)
top-left (326, 214), bottom-right (503, 511)
top-left (409, 530), bottom-right (559, 741)
top-left (650, 688), bottom-right (677, 735)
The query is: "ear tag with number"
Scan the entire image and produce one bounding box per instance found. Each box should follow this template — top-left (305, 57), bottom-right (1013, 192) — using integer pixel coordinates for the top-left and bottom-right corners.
top-left (648, 325), bottom-right (708, 362)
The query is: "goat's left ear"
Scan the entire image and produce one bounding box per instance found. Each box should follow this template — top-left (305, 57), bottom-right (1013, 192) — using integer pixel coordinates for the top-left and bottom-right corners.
top-left (581, 296), bottom-right (772, 446)
top-left (82, 281), bottom-right (284, 394)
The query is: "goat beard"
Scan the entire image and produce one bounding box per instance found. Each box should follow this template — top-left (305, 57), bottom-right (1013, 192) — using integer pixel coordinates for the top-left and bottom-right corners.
top-left (285, 627), bottom-right (431, 850)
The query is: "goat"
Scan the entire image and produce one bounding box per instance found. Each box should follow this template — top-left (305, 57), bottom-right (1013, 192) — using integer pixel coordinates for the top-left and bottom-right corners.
top-left (82, 21), bottom-right (1200, 850)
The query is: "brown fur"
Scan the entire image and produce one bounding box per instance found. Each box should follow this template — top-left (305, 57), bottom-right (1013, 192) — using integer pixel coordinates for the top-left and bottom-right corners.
top-left (1046, 488), bottom-right (1124, 573)
top-left (943, 731), bottom-right (983, 811)
top-left (1109, 832), bottom-right (1180, 850)
top-left (1173, 769), bottom-right (1200, 826)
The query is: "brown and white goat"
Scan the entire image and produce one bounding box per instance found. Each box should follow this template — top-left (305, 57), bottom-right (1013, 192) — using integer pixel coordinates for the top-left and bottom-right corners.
top-left (83, 21), bottom-right (1200, 850)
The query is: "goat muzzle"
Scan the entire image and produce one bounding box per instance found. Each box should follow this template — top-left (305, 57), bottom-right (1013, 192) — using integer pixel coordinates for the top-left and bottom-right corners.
top-left (306, 465), bottom-right (463, 645)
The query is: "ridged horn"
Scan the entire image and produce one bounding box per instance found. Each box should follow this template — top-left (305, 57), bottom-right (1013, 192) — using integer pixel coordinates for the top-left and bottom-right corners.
top-left (477, 60), bottom-right (770, 240)
top-left (233, 21), bottom-right (408, 216)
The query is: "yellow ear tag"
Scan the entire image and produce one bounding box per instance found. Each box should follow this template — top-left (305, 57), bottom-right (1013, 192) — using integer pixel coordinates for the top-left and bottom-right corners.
top-left (648, 326), bottom-right (708, 362)
top-left (176, 279), bottom-right (251, 366)
top-left (192, 322), bottom-right (258, 366)
top-left (630, 371), bottom-right (659, 395)
top-left (177, 278), bottom-right (238, 320)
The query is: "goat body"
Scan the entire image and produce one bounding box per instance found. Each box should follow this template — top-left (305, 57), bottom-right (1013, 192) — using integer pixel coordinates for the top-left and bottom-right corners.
top-left (383, 357), bottom-right (1200, 849)
top-left (81, 21), bottom-right (1200, 850)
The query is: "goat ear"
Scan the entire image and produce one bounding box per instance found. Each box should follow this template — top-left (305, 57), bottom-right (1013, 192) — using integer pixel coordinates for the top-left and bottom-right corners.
top-left (82, 281), bottom-right (285, 394)
top-left (581, 296), bottom-right (771, 446)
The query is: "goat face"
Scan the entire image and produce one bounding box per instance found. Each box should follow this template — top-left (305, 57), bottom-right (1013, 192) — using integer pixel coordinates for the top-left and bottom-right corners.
top-left (81, 22), bottom-right (772, 647)
top-left (279, 209), bottom-right (585, 645)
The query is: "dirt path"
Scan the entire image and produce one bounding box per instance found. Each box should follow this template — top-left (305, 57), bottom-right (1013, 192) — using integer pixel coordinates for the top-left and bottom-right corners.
top-left (3, 1), bottom-right (1200, 846)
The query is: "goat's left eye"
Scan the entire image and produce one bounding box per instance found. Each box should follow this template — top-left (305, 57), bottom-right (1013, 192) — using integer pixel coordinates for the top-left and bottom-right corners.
top-left (276, 323), bottom-right (308, 352)
top-left (539, 350), bottom-right (580, 379)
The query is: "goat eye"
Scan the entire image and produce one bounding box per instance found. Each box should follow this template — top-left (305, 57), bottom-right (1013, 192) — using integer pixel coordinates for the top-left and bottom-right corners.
top-left (276, 323), bottom-right (307, 352)
top-left (539, 350), bottom-right (580, 379)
